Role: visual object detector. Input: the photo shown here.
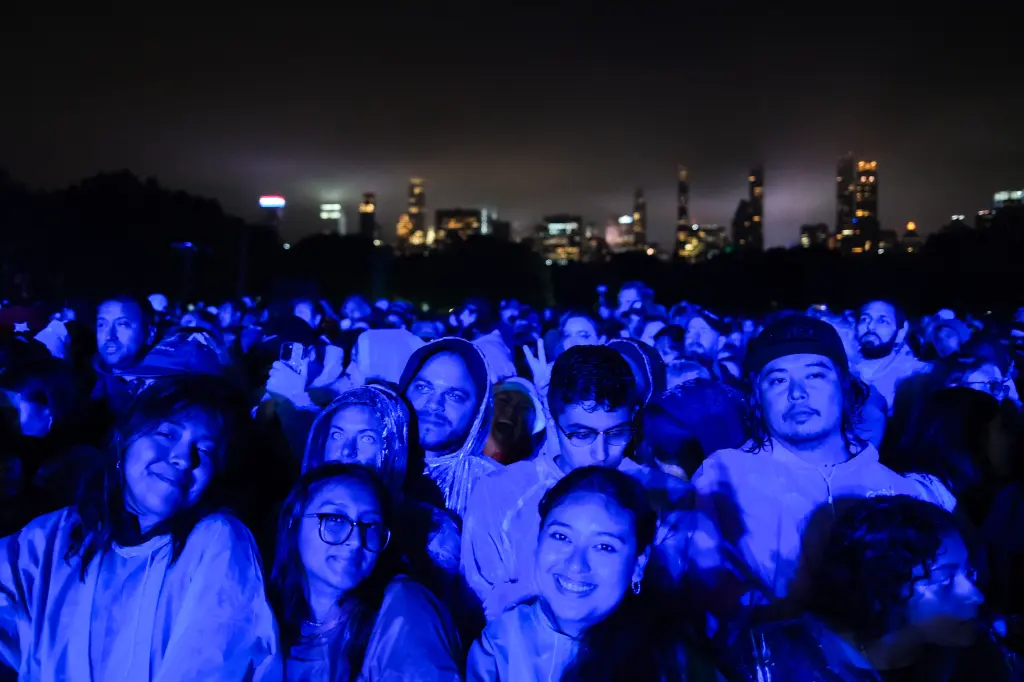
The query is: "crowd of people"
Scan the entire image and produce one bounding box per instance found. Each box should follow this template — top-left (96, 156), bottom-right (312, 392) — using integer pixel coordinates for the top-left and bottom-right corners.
top-left (0, 283), bottom-right (1023, 680)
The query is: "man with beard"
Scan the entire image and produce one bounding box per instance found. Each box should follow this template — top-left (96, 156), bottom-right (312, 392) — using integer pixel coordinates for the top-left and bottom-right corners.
top-left (90, 297), bottom-right (154, 419)
top-left (851, 299), bottom-right (929, 412)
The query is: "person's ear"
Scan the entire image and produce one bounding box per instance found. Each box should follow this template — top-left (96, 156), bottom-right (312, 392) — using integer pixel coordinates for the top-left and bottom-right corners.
top-left (896, 321), bottom-right (909, 346)
top-left (632, 547), bottom-right (651, 585)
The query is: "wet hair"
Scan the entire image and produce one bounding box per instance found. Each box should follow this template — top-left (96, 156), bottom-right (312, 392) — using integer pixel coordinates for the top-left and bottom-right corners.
top-left (811, 495), bottom-right (963, 641)
top-left (745, 360), bottom-right (869, 456)
top-left (540, 467), bottom-right (683, 681)
top-left (270, 463), bottom-right (397, 681)
top-left (547, 345), bottom-right (637, 418)
top-left (66, 375), bottom-right (248, 580)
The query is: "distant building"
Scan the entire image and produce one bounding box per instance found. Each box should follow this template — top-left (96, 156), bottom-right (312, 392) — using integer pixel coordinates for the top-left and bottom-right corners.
top-left (491, 218), bottom-right (511, 242)
top-left (902, 221), bottom-right (923, 253)
top-left (434, 208), bottom-right (485, 245)
top-left (976, 209), bottom-right (995, 230)
top-left (319, 203), bottom-right (344, 235)
top-left (732, 165), bottom-right (764, 251)
top-left (677, 223), bottom-right (727, 261)
top-left (994, 189), bottom-right (1024, 209)
top-left (628, 188), bottom-right (647, 251)
top-left (799, 223), bottom-right (830, 248)
top-left (675, 165), bottom-right (690, 249)
top-left (836, 154), bottom-right (855, 240)
top-left (540, 214), bottom-right (583, 264)
top-left (408, 178), bottom-right (426, 236)
top-left (396, 213), bottom-right (413, 241)
top-left (258, 195), bottom-right (286, 230)
top-left (358, 193), bottom-right (377, 240)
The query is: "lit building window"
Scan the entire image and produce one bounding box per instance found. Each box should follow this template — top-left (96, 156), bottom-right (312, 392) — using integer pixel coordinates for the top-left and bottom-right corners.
top-left (753, 215), bottom-right (761, 222)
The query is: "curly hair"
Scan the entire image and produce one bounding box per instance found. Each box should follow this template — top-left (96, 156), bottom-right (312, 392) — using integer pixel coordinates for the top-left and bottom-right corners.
top-left (810, 495), bottom-right (962, 641)
top-left (548, 345), bottom-right (637, 418)
top-left (744, 363), bottom-right (869, 455)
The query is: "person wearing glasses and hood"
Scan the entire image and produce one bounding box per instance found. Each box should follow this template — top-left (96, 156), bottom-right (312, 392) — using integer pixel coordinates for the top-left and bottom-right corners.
top-left (0, 376), bottom-right (280, 680)
top-left (399, 338), bottom-right (500, 519)
top-left (461, 345), bottom-right (687, 622)
top-left (271, 464), bottom-right (462, 681)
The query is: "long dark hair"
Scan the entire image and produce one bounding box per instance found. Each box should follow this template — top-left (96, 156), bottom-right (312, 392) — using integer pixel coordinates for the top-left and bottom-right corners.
top-left (539, 467), bottom-right (684, 682)
top-left (270, 463), bottom-right (398, 682)
top-left (66, 375), bottom-right (248, 580)
top-left (745, 364), bottom-right (869, 455)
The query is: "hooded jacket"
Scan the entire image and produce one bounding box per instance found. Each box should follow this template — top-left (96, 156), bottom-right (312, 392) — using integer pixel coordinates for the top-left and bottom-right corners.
top-left (399, 338), bottom-right (501, 518)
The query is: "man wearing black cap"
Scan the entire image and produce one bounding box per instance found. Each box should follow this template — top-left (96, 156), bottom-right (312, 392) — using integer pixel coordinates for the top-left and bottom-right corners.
top-left (690, 315), bottom-right (927, 616)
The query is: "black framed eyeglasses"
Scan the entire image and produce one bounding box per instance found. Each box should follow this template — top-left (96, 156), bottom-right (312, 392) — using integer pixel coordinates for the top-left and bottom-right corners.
top-left (303, 513), bottom-right (391, 552)
top-left (555, 422), bottom-right (635, 447)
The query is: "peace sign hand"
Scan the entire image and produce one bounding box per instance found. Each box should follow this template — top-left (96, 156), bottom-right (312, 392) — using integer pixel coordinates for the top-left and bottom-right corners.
top-left (522, 339), bottom-right (553, 399)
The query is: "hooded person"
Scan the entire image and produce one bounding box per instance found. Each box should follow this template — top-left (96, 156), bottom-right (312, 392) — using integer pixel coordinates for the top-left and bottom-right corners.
top-left (399, 338), bottom-right (501, 518)
top-left (301, 385), bottom-right (464, 602)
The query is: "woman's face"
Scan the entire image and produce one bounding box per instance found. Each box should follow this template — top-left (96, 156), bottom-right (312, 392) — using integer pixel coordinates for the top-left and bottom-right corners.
top-left (535, 492), bottom-right (646, 637)
top-left (122, 413), bottom-right (220, 532)
top-left (324, 405), bottom-right (384, 470)
top-left (959, 363), bottom-right (1006, 400)
top-left (562, 317), bottom-right (601, 350)
top-left (905, 534), bottom-right (983, 647)
top-left (299, 478), bottom-right (385, 598)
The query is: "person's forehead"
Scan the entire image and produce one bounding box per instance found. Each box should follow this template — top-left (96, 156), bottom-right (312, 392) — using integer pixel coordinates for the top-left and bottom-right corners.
top-left (98, 300), bottom-right (140, 319)
top-left (416, 352), bottom-right (472, 382)
top-left (860, 301), bottom-right (895, 318)
top-left (687, 317), bottom-right (714, 332)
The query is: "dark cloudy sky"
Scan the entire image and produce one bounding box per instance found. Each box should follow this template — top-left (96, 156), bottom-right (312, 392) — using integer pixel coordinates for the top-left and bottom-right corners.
top-left (2, 9), bottom-right (1021, 247)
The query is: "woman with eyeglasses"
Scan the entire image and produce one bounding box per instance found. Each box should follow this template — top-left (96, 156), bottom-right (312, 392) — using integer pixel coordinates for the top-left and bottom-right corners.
top-left (271, 463), bottom-right (462, 681)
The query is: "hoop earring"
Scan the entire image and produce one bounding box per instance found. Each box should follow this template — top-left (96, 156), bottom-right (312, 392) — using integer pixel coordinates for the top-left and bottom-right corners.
top-left (631, 579), bottom-right (641, 595)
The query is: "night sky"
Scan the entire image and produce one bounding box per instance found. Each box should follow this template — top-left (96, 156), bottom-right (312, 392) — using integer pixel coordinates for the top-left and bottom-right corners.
top-left (2, 10), bottom-right (1021, 247)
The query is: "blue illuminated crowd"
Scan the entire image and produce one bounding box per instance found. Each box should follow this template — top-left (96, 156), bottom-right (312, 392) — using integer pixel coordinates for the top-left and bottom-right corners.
top-left (1, 285), bottom-right (1023, 680)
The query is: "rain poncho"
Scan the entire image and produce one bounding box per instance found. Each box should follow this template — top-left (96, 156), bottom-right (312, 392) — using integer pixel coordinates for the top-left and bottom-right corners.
top-left (0, 508), bottom-right (280, 681)
top-left (465, 601), bottom-right (576, 682)
top-left (691, 441), bottom-right (928, 611)
top-left (302, 385), bottom-right (410, 496)
top-left (354, 329), bottom-right (425, 386)
top-left (461, 447), bottom-right (687, 620)
top-left (284, 576), bottom-right (462, 682)
top-left (399, 338), bottom-right (501, 518)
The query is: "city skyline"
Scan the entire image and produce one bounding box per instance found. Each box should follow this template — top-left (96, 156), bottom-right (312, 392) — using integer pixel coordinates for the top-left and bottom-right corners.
top-left (2, 11), bottom-right (1020, 248)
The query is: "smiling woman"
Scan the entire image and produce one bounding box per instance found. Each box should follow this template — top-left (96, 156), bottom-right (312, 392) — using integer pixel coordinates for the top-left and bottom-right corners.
top-left (0, 375), bottom-right (281, 680)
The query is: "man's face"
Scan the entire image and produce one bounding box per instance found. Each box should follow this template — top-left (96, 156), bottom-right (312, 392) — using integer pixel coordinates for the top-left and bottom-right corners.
top-left (405, 352), bottom-right (479, 456)
top-left (294, 302), bottom-right (321, 329)
top-left (856, 301), bottom-right (900, 360)
top-left (757, 353), bottom-right (844, 448)
top-left (934, 325), bottom-right (962, 358)
top-left (96, 300), bottom-right (146, 369)
top-left (554, 401), bottom-right (634, 472)
top-left (616, 287), bottom-right (641, 316)
top-left (684, 317), bottom-right (721, 362)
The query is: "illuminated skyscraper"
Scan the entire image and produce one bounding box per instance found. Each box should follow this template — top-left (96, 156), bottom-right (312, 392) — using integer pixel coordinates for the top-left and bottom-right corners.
top-left (677, 224), bottom-right (726, 260)
top-left (540, 215), bottom-right (583, 264)
top-left (836, 154), bottom-right (855, 240)
top-left (853, 160), bottom-right (880, 247)
top-left (675, 165), bottom-right (690, 252)
top-left (258, 195), bottom-right (286, 229)
top-left (434, 208), bottom-right (484, 245)
top-left (319, 203), bottom-right (344, 235)
top-left (408, 178), bottom-right (425, 237)
top-left (631, 188), bottom-right (646, 249)
top-left (733, 166), bottom-right (764, 251)
top-left (396, 213), bottom-right (413, 240)
top-left (358, 193), bottom-right (377, 240)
